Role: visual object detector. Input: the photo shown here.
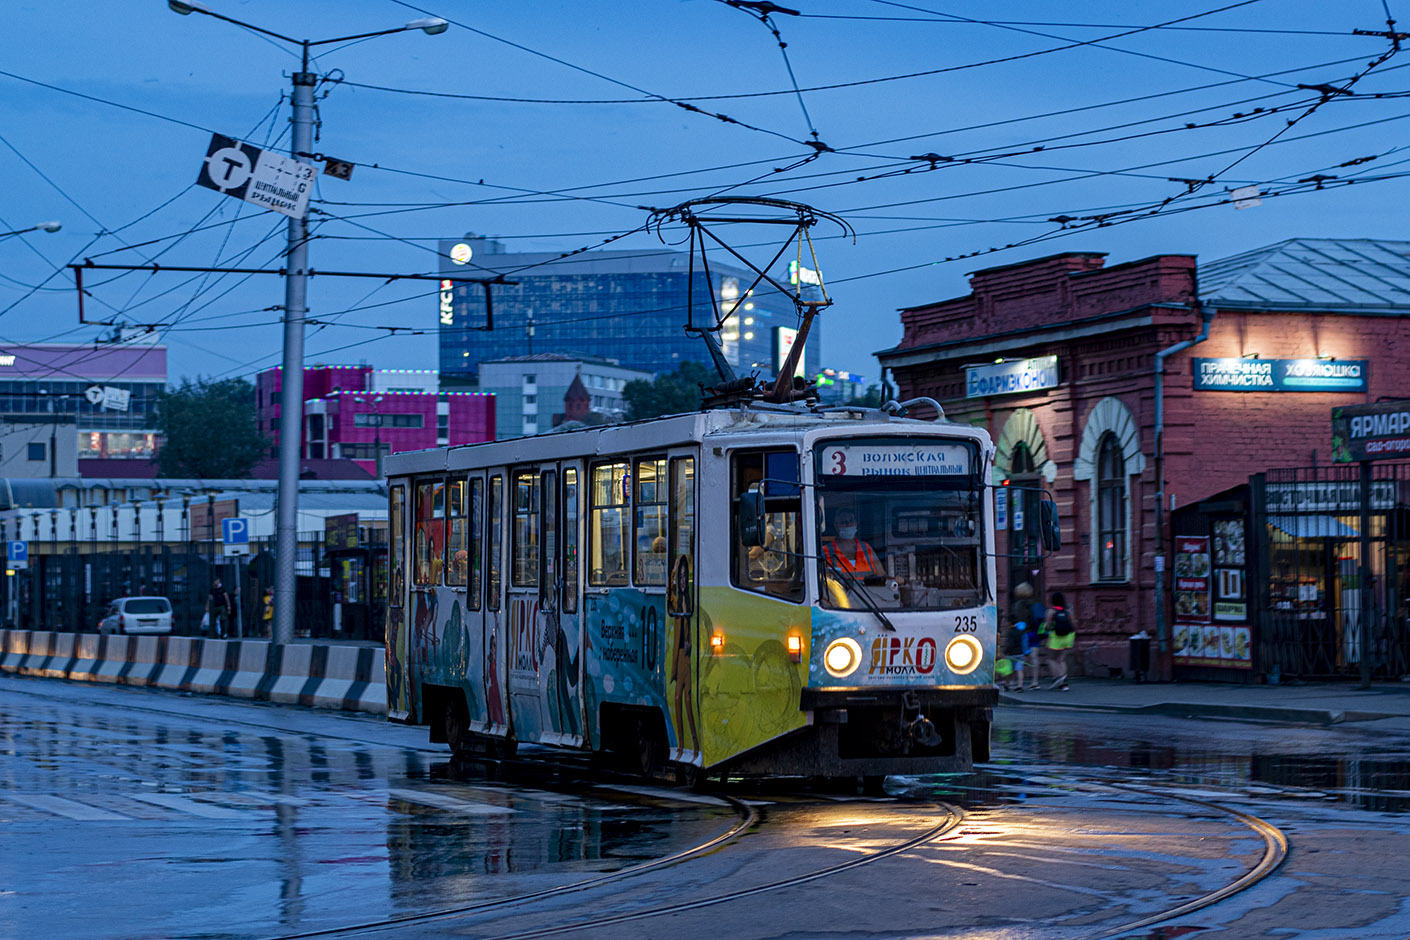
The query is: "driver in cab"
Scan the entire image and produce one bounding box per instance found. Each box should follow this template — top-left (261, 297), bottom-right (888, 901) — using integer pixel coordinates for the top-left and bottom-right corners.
top-left (823, 509), bottom-right (889, 581)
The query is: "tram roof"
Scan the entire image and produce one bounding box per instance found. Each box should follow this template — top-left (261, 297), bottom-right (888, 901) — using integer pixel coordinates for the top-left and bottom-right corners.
top-left (384, 405), bottom-right (991, 477)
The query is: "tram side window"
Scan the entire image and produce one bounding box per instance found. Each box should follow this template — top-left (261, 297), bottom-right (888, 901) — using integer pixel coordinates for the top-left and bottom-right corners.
top-left (414, 479), bottom-right (445, 586)
top-left (563, 468), bottom-right (579, 613)
top-left (668, 457), bottom-right (695, 613)
top-left (541, 469), bottom-right (558, 604)
top-left (389, 484), bottom-right (405, 606)
top-left (512, 471), bottom-right (540, 587)
top-left (590, 461), bottom-right (630, 586)
top-left (445, 477), bottom-right (468, 587)
top-left (467, 478), bottom-right (484, 608)
top-left (731, 450), bottom-right (803, 601)
top-left (634, 457), bottom-right (668, 586)
top-left (487, 474), bottom-right (503, 610)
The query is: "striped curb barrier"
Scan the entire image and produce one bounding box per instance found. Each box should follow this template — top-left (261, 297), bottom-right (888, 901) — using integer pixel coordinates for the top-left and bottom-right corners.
top-left (0, 629), bottom-right (385, 714)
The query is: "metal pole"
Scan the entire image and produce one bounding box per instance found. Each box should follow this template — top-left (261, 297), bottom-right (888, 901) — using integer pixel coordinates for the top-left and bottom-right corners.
top-left (1359, 459), bottom-right (1373, 689)
top-left (273, 42), bottom-right (316, 646)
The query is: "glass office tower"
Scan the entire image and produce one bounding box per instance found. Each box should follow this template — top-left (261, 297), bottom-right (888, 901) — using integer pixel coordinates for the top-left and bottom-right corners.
top-left (437, 237), bottom-right (821, 385)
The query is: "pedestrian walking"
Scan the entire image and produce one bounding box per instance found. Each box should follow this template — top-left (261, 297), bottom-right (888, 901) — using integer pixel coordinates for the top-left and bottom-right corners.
top-left (998, 611), bottom-right (1026, 691)
top-left (205, 578), bottom-right (233, 639)
top-left (1012, 582), bottom-right (1044, 691)
top-left (1042, 591), bottom-right (1076, 690)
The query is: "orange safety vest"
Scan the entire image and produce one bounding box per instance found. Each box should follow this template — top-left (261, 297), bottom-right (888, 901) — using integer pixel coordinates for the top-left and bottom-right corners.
top-left (824, 540), bottom-right (882, 576)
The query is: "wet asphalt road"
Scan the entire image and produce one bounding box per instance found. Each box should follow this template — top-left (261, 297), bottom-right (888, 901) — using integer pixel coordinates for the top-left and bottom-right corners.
top-left (3, 675), bottom-right (1410, 939)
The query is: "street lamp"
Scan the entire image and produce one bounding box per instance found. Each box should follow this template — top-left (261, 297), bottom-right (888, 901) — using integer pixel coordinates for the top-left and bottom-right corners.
top-left (351, 394), bottom-right (386, 480)
top-left (0, 221), bottom-right (61, 239)
top-left (168, 2), bottom-right (445, 647)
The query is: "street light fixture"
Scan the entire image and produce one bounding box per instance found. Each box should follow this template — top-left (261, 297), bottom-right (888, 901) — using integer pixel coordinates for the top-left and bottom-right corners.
top-left (167, 2), bottom-right (445, 647)
top-left (0, 221), bottom-right (61, 239)
top-left (351, 394), bottom-right (386, 480)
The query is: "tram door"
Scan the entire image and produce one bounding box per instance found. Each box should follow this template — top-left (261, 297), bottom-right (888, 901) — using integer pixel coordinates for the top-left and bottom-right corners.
top-left (666, 454), bottom-right (700, 764)
top-left (506, 464), bottom-right (585, 747)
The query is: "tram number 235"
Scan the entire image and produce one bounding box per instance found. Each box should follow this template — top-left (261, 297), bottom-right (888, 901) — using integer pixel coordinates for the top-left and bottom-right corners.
top-left (953, 615), bottom-right (979, 633)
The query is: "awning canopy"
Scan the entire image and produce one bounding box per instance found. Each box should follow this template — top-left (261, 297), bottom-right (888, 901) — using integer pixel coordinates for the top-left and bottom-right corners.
top-left (1268, 515), bottom-right (1360, 539)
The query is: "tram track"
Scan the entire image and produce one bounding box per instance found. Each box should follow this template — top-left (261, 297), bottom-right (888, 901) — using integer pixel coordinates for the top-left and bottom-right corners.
top-left (1030, 775), bottom-right (1290, 940)
top-left (276, 799), bottom-right (966, 940)
top-left (259, 791), bottom-right (763, 940)
top-left (4, 679), bottom-right (1294, 940)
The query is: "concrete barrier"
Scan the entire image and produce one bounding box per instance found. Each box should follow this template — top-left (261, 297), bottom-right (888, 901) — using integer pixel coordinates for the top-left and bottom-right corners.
top-left (0, 629), bottom-right (386, 715)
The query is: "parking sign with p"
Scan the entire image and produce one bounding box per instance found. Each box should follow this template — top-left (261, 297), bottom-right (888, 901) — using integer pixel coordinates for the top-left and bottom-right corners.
top-left (222, 518), bottom-right (250, 556)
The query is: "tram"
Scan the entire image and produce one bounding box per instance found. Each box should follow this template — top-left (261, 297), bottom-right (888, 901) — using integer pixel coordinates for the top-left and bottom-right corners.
top-left (384, 400), bottom-right (1057, 783)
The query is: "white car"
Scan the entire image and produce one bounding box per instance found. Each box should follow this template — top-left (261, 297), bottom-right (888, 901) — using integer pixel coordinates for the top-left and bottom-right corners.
top-left (98, 597), bottom-right (174, 635)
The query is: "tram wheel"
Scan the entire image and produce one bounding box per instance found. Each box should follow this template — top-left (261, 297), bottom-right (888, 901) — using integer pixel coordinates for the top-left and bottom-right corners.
top-left (862, 774), bottom-right (887, 796)
top-left (635, 718), bottom-right (664, 779)
top-left (443, 697), bottom-right (469, 755)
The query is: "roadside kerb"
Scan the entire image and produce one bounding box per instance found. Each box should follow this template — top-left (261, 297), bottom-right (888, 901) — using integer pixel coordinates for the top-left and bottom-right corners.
top-left (0, 629), bottom-right (387, 715)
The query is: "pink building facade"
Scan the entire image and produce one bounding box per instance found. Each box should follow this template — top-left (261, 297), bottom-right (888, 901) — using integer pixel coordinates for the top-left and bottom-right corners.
top-left (256, 366), bottom-right (494, 476)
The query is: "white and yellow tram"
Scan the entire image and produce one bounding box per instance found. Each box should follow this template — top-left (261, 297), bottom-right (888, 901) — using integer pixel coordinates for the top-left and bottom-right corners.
top-left (384, 404), bottom-right (1024, 781)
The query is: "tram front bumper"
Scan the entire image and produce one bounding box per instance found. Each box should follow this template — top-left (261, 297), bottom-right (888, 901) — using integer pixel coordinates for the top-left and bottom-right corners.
top-left (724, 687), bottom-right (996, 777)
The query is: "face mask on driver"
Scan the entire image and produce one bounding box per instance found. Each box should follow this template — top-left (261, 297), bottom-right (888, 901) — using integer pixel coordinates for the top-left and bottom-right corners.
top-left (837, 526), bottom-right (858, 540)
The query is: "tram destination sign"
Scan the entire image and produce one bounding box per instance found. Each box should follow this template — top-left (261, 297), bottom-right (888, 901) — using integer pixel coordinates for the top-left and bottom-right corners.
top-left (820, 442), bottom-right (970, 476)
top-left (1333, 400), bottom-right (1410, 462)
top-left (1192, 357), bottom-right (1368, 392)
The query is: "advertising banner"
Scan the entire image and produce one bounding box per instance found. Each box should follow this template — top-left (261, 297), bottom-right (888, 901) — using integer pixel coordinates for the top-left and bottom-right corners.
top-left (1332, 400), bottom-right (1410, 461)
top-left (1193, 357), bottom-right (1368, 392)
top-left (964, 355), bottom-right (1059, 398)
top-left (1173, 531), bottom-right (1252, 669)
top-left (1173, 536), bottom-right (1211, 624)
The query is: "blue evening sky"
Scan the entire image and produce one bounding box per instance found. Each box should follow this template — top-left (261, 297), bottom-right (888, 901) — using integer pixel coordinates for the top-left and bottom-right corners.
top-left (1, 0), bottom-right (1406, 386)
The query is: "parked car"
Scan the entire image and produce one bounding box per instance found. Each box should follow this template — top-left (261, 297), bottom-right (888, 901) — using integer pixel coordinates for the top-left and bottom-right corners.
top-left (97, 597), bottom-right (174, 635)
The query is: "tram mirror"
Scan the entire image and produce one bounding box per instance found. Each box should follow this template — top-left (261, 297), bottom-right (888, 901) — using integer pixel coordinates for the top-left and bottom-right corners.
top-left (1039, 497), bottom-right (1061, 553)
top-left (737, 490), bottom-right (766, 547)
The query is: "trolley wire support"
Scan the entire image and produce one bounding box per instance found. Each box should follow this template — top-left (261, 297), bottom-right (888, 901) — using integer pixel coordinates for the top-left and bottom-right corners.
top-left (647, 196), bottom-right (852, 408)
top-left (66, 260), bottom-right (516, 330)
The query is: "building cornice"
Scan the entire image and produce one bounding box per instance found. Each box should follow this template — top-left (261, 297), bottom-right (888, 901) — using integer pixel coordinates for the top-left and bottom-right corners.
top-left (877, 303), bottom-right (1191, 369)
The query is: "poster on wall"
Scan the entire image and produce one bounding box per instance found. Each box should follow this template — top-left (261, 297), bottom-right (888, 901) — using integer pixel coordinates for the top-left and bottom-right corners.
top-left (1173, 536), bottom-right (1211, 623)
top-left (1173, 531), bottom-right (1252, 669)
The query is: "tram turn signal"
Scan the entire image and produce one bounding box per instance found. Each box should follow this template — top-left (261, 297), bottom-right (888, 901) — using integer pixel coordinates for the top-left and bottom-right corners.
top-left (786, 634), bottom-right (803, 663)
top-left (710, 633), bottom-right (725, 654)
top-left (823, 637), bottom-right (862, 679)
top-left (944, 635), bottom-right (983, 675)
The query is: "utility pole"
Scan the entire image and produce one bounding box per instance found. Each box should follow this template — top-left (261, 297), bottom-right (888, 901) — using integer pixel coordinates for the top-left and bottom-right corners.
top-left (272, 44), bottom-right (316, 647)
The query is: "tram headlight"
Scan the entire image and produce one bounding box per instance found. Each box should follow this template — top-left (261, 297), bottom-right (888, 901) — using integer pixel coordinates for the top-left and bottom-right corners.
top-left (823, 637), bottom-right (862, 679)
top-left (944, 635), bottom-right (983, 675)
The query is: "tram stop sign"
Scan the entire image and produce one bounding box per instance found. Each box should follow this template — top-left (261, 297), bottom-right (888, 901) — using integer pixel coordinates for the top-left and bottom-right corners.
top-left (221, 518), bottom-right (251, 557)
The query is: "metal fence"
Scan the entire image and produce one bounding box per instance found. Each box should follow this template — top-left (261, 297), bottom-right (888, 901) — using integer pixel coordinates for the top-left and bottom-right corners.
top-left (1253, 462), bottom-right (1410, 680)
top-left (0, 532), bottom-right (385, 640)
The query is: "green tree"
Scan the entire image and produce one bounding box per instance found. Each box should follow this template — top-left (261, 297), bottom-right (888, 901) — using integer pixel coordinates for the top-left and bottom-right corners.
top-left (852, 383), bottom-right (886, 408)
top-left (622, 361), bottom-right (715, 421)
top-left (155, 377), bottom-right (269, 478)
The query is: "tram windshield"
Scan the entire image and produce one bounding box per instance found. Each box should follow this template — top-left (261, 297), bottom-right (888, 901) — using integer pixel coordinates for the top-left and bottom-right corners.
top-left (815, 438), bottom-right (983, 611)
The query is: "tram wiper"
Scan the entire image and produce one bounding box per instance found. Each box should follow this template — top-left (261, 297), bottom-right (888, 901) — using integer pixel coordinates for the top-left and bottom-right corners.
top-left (821, 554), bottom-right (897, 633)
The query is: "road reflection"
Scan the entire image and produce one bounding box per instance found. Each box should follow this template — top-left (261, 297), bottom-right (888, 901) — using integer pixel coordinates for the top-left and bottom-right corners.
top-left (978, 716), bottom-right (1410, 812)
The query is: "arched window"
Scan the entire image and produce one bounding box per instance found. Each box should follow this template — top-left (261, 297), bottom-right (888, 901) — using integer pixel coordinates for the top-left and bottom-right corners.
top-left (1096, 433), bottom-right (1126, 580)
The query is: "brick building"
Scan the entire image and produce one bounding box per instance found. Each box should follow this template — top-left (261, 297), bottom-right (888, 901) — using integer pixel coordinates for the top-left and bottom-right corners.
top-left (876, 238), bottom-right (1410, 676)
